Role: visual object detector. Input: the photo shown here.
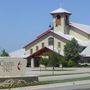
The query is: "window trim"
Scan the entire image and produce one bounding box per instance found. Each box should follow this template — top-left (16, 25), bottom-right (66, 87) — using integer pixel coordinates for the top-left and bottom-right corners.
top-left (42, 43), bottom-right (45, 48)
top-left (48, 37), bottom-right (54, 46)
top-left (36, 46), bottom-right (39, 51)
top-left (30, 49), bottom-right (33, 54)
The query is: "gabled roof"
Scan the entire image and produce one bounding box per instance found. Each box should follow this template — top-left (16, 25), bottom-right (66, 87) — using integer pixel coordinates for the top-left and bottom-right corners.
top-left (54, 31), bottom-right (72, 40)
top-left (24, 30), bottom-right (72, 48)
top-left (24, 30), bottom-right (51, 48)
top-left (70, 22), bottom-right (90, 34)
top-left (24, 21), bottom-right (90, 48)
top-left (28, 47), bottom-right (50, 58)
top-left (9, 48), bottom-right (29, 58)
top-left (50, 8), bottom-right (71, 15)
top-left (28, 46), bottom-right (64, 59)
top-left (46, 46), bottom-right (64, 56)
top-left (80, 41), bottom-right (90, 57)
top-left (24, 27), bottom-right (90, 49)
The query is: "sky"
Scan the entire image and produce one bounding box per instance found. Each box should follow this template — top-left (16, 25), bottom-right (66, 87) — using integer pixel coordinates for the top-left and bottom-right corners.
top-left (0, 0), bottom-right (90, 52)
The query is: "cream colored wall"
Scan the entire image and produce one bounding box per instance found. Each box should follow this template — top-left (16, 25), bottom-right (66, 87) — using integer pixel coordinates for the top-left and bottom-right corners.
top-left (25, 34), bottom-right (50, 51)
top-left (25, 34), bottom-right (52, 55)
top-left (54, 37), bottom-right (66, 52)
top-left (88, 35), bottom-right (90, 39)
top-left (25, 33), bottom-right (66, 56)
top-left (28, 37), bottom-right (48, 54)
top-left (70, 27), bottom-right (89, 41)
top-left (53, 16), bottom-right (65, 33)
top-left (52, 14), bottom-right (89, 41)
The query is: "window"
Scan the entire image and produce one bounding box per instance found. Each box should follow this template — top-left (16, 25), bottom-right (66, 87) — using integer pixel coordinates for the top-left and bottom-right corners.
top-left (57, 42), bottom-right (61, 53)
top-left (42, 43), bottom-right (45, 48)
top-left (48, 37), bottom-right (54, 46)
top-left (36, 46), bottom-right (39, 51)
top-left (30, 49), bottom-right (33, 54)
top-left (58, 42), bottom-right (61, 48)
top-left (55, 15), bottom-right (61, 26)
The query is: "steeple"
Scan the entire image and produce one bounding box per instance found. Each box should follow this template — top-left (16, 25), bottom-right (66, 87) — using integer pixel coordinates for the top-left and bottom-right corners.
top-left (50, 8), bottom-right (71, 34)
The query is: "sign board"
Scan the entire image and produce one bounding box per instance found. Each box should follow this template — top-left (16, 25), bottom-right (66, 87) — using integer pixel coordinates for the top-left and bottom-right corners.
top-left (0, 57), bottom-right (27, 77)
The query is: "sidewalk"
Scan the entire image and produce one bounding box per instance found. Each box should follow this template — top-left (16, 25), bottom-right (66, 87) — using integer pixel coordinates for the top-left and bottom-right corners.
top-left (28, 80), bottom-right (90, 90)
top-left (39, 73), bottom-right (90, 81)
top-left (26, 67), bottom-right (90, 76)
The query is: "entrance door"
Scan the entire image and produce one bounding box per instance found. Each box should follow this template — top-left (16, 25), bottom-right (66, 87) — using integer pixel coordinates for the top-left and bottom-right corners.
top-left (34, 57), bottom-right (40, 67)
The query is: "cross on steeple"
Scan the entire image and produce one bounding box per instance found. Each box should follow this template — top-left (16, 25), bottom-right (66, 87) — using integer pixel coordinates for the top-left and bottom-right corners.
top-left (60, 0), bottom-right (63, 8)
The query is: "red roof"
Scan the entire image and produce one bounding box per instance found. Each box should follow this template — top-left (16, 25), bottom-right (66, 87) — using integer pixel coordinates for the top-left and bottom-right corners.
top-left (23, 29), bottom-right (52, 48)
top-left (27, 47), bottom-right (51, 59)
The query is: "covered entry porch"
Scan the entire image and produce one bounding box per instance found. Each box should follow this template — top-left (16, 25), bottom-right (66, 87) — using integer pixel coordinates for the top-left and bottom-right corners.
top-left (27, 47), bottom-right (54, 68)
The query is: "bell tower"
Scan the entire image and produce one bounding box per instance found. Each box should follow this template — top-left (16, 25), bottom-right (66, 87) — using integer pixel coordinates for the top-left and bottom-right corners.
top-left (50, 8), bottom-right (71, 34)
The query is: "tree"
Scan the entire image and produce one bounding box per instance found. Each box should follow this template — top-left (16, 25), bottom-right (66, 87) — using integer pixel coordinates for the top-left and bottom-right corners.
top-left (0, 49), bottom-right (9, 56)
top-left (40, 56), bottom-right (49, 69)
top-left (47, 52), bottom-right (61, 75)
top-left (64, 38), bottom-right (80, 64)
top-left (40, 52), bottom-right (65, 74)
top-left (59, 57), bottom-right (67, 70)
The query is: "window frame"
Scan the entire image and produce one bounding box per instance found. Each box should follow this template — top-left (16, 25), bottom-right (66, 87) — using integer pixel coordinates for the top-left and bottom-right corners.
top-left (42, 43), bottom-right (45, 48)
top-left (30, 49), bottom-right (33, 54)
top-left (48, 37), bottom-right (54, 46)
top-left (36, 46), bottom-right (39, 51)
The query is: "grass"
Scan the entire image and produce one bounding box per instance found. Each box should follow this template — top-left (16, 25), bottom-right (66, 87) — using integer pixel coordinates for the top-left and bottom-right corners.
top-left (1, 76), bottom-right (90, 89)
top-left (39, 72), bottom-right (90, 77)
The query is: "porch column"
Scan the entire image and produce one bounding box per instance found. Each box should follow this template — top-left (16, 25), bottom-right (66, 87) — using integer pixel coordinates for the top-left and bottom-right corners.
top-left (31, 58), bottom-right (35, 68)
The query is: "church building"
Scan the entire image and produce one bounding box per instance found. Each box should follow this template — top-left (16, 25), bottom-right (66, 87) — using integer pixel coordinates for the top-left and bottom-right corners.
top-left (10, 7), bottom-right (90, 68)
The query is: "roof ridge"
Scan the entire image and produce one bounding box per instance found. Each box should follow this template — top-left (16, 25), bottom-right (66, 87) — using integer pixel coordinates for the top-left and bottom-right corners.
top-left (70, 22), bottom-right (90, 27)
top-left (70, 22), bottom-right (90, 34)
top-left (50, 8), bottom-right (71, 14)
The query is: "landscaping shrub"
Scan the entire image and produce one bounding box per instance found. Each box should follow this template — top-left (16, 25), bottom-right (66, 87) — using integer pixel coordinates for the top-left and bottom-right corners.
top-left (67, 60), bottom-right (76, 67)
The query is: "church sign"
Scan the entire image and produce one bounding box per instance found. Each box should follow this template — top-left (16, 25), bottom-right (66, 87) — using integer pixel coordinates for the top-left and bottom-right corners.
top-left (0, 57), bottom-right (26, 77)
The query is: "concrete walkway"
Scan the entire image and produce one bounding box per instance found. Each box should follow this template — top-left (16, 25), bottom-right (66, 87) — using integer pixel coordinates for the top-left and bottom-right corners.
top-left (27, 80), bottom-right (90, 90)
top-left (26, 67), bottom-right (90, 76)
top-left (39, 73), bottom-right (90, 81)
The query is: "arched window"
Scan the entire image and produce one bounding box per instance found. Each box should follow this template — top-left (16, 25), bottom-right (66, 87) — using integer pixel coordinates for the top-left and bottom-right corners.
top-left (55, 15), bottom-right (61, 26)
top-left (56, 15), bottom-right (60, 19)
top-left (48, 37), bottom-right (54, 46)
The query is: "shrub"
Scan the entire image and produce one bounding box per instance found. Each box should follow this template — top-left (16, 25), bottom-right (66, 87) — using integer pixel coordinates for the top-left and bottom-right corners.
top-left (61, 60), bottom-right (68, 67)
top-left (83, 64), bottom-right (88, 67)
top-left (67, 60), bottom-right (76, 67)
